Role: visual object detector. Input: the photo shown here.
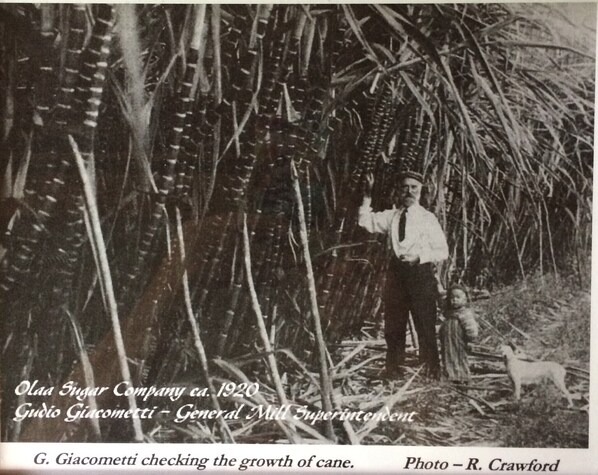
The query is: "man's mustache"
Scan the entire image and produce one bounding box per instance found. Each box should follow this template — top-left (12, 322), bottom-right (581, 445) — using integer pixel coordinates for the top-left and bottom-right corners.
top-left (395, 193), bottom-right (417, 201)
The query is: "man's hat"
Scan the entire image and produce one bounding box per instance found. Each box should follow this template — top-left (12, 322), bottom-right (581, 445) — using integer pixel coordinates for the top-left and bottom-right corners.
top-left (398, 170), bottom-right (424, 184)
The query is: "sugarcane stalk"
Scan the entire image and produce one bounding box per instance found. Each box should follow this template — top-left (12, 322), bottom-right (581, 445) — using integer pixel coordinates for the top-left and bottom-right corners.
top-left (175, 207), bottom-right (234, 443)
top-left (193, 213), bottom-right (234, 308)
top-left (74, 4), bottom-right (114, 116)
top-left (35, 4), bottom-right (55, 124)
top-left (242, 212), bottom-right (301, 443)
top-left (50, 5), bottom-right (114, 294)
top-left (221, 6), bottom-right (249, 102)
top-left (290, 160), bottom-right (335, 441)
top-left (216, 258), bottom-right (244, 357)
top-left (283, 10), bottom-right (307, 107)
top-left (70, 135), bottom-right (143, 442)
top-left (220, 6), bottom-right (273, 209)
top-left (52, 4), bottom-right (86, 129)
top-left (255, 215), bottom-right (278, 317)
top-left (175, 7), bottom-right (209, 199)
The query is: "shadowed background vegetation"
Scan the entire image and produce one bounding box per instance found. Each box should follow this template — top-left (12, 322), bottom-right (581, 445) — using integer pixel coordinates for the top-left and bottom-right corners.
top-left (0, 3), bottom-right (593, 443)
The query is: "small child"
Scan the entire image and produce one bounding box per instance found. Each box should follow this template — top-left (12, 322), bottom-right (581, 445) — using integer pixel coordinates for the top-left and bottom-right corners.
top-left (440, 285), bottom-right (479, 384)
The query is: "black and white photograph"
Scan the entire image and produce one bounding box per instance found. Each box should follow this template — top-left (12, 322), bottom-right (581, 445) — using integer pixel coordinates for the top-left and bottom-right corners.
top-left (0, 2), bottom-right (595, 472)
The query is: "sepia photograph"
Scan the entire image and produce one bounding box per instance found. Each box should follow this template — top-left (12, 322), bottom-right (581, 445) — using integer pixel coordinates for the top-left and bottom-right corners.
top-left (0, 2), bottom-right (594, 468)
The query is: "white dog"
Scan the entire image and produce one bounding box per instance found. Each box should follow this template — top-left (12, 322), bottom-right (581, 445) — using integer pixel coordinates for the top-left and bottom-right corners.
top-left (499, 345), bottom-right (573, 408)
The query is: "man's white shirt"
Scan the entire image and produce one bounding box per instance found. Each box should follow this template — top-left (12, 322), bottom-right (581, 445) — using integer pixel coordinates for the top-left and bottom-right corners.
top-left (358, 197), bottom-right (449, 264)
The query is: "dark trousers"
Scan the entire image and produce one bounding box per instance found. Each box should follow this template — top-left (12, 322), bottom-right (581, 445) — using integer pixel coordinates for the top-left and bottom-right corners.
top-left (383, 257), bottom-right (440, 374)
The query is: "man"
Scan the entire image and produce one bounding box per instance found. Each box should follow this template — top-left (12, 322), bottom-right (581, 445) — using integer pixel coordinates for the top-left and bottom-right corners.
top-left (358, 171), bottom-right (448, 378)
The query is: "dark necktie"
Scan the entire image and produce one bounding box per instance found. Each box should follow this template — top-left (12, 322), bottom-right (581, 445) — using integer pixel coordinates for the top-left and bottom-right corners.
top-left (399, 209), bottom-right (407, 241)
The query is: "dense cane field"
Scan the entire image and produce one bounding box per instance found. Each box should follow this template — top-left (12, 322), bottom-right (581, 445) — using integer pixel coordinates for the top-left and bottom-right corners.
top-left (0, 4), bottom-right (594, 444)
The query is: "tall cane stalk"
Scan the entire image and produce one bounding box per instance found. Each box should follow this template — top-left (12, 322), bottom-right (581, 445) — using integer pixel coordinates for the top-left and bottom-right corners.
top-left (175, 208), bottom-right (234, 443)
top-left (70, 135), bottom-right (144, 442)
top-left (242, 212), bottom-right (301, 444)
top-left (290, 160), bottom-right (335, 441)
